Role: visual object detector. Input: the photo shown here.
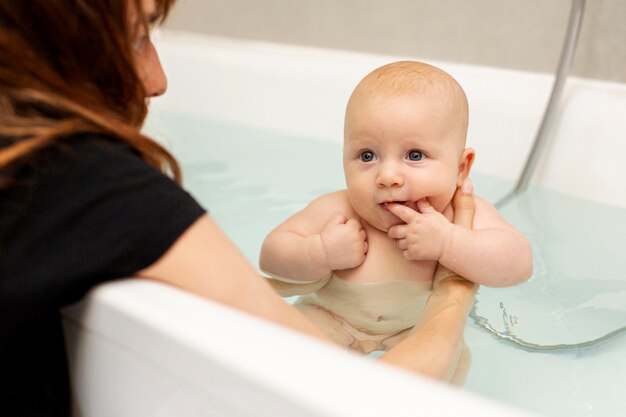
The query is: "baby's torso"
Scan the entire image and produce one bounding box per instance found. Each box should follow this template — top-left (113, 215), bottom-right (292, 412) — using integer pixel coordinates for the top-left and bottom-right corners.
top-left (298, 198), bottom-right (439, 335)
top-left (337, 198), bottom-right (439, 286)
top-left (297, 273), bottom-right (431, 335)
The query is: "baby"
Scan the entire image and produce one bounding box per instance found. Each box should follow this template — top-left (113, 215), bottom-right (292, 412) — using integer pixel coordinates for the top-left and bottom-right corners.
top-left (260, 61), bottom-right (532, 354)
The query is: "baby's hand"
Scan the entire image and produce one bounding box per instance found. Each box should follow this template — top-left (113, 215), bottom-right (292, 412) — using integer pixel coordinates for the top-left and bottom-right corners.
top-left (386, 199), bottom-right (453, 261)
top-left (319, 215), bottom-right (368, 271)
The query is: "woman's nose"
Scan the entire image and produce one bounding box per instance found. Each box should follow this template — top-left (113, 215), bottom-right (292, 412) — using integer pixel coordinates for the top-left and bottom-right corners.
top-left (143, 41), bottom-right (168, 98)
top-left (376, 162), bottom-right (404, 188)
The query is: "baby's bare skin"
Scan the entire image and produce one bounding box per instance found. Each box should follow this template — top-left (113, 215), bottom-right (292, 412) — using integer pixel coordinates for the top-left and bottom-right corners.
top-left (261, 61), bottom-right (532, 364)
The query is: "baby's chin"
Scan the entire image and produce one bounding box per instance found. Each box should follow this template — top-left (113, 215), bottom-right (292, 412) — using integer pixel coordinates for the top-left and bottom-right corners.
top-left (371, 216), bottom-right (405, 233)
top-left (355, 204), bottom-right (411, 232)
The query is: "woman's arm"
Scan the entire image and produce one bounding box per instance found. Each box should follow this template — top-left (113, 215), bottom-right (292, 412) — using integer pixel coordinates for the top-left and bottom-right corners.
top-left (137, 214), bottom-right (331, 341)
top-left (138, 181), bottom-right (478, 381)
top-left (380, 180), bottom-right (477, 380)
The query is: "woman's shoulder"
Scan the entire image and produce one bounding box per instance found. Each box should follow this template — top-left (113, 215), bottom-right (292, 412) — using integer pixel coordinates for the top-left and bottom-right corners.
top-left (55, 132), bottom-right (143, 163)
top-left (0, 130), bottom-right (205, 290)
top-left (35, 132), bottom-right (165, 186)
top-left (2, 131), bottom-right (190, 217)
top-left (2, 132), bottom-right (144, 180)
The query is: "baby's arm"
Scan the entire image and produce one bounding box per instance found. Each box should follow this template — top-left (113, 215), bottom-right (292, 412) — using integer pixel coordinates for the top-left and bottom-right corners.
top-left (387, 194), bottom-right (532, 287)
top-left (439, 195), bottom-right (532, 286)
top-left (260, 191), bottom-right (367, 283)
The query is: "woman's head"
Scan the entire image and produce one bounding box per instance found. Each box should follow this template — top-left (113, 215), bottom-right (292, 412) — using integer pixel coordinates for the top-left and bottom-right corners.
top-left (0, 0), bottom-right (174, 122)
top-left (0, 0), bottom-right (179, 184)
top-left (129, 0), bottom-right (170, 99)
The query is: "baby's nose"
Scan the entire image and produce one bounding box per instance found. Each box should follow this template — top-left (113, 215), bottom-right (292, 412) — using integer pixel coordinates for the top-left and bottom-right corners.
top-left (376, 163), bottom-right (404, 188)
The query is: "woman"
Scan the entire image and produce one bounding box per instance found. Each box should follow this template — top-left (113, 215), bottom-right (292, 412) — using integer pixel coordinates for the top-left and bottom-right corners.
top-left (0, 0), bottom-right (477, 416)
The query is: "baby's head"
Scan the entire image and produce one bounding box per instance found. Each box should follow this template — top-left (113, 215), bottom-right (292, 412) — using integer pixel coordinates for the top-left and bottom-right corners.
top-left (343, 61), bottom-right (474, 231)
top-left (346, 61), bottom-right (469, 144)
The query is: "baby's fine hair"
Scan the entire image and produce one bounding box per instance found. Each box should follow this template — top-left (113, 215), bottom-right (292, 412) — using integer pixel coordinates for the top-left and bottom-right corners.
top-left (354, 61), bottom-right (465, 98)
top-left (347, 61), bottom-right (469, 137)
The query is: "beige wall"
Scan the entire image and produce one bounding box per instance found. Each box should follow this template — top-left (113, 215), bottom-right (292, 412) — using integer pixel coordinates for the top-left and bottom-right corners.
top-left (164, 0), bottom-right (626, 83)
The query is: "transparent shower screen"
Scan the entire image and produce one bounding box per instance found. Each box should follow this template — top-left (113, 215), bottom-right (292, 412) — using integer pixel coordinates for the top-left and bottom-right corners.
top-left (471, 186), bottom-right (626, 350)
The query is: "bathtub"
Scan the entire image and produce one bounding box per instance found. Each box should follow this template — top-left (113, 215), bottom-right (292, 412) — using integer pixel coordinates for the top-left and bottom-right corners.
top-left (62, 30), bottom-right (626, 417)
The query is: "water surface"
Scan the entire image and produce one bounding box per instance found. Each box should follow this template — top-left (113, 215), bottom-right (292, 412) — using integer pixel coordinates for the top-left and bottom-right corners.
top-left (145, 110), bottom-right (626, 417)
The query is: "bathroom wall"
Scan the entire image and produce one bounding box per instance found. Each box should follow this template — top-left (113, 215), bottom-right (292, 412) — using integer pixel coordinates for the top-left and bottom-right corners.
top-left (164, 0), bottom-right (625, 83)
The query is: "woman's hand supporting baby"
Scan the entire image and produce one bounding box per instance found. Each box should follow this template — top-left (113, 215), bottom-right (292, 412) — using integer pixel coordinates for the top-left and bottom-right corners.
top-left (380, 179), bottom-right (478, 383)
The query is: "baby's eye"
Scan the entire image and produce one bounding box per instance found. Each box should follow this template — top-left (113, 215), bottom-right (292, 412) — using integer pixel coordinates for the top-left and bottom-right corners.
top-left (407, 150), bottom-right (425, 161)
top-left (359, 150), bottom-right (376, 162)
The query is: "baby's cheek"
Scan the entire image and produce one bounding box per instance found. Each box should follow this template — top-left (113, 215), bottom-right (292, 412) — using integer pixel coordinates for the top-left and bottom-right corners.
top-left (429, 195), bottom-right (453, 213)
top-left (442, 204), bottom-right (455, 222)
top-left (438, 184), bottom-right (458, 211)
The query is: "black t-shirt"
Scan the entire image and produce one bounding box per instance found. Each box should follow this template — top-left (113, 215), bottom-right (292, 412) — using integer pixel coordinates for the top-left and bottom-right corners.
top-left (0, 134), bottom-right (206, 416)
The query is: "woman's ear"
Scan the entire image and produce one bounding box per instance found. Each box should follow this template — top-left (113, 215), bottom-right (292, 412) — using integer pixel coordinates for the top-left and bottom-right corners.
top-left (456, 148), bottom-right (475, 187)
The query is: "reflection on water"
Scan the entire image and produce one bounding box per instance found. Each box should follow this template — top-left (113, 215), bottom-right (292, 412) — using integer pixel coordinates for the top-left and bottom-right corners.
top-left (472, 188), bottom-right (626, 350)
top-left (144, 110), bottom-right (626, 417)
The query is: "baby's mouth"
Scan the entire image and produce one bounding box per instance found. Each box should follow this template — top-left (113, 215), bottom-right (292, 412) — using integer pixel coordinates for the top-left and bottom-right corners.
top-left (380, 201), bottom-right (410, 211)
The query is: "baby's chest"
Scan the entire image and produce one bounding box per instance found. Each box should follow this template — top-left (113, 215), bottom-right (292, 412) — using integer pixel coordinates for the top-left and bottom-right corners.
top-left (336, 230), bottom-right (437, 284)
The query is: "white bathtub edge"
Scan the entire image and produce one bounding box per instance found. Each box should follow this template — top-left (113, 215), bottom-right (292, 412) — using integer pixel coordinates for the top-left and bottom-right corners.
top-left (63, 279), bottom-right (538, 417)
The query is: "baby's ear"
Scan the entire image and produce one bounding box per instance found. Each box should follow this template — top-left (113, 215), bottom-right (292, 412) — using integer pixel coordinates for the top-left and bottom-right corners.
top-left (456, 148), bottom-right (475, 187)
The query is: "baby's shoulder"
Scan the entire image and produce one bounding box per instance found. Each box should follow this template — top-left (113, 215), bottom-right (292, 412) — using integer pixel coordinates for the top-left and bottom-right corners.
top-left (295, 190), bottom-right (356, 231)
top-left (470, 193), bottom-right (510, 229)
top-left (472, 194), bottom-right (499, 214)
top-left (472, 194), bottom-right (493, 210)
top-left (310, 190), bottom-right (350, 206)
top-left (306, 190), bottom-right (355, 214)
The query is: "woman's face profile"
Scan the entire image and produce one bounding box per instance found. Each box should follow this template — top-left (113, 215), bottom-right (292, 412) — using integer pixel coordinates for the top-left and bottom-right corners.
top-left (130, 0), bottom-right (167, 98)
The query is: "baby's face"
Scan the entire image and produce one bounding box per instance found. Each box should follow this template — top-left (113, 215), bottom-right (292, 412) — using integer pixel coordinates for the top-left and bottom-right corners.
top-left (343, 92), bottom-right (467, 232)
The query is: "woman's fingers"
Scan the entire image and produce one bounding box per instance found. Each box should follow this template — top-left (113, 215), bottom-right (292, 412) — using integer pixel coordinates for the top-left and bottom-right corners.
top-left (451, 179), bottom-right (475, 230)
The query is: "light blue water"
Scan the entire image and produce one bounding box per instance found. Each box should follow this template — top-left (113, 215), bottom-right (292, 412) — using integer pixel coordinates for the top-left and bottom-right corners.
top-left (145, 110), bottom-right (626, 417)
top-left (474, 190), bottom-right (626, 350)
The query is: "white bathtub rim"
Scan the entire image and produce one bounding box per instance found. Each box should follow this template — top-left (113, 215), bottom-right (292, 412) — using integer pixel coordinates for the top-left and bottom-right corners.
top-left (63, 279), bottom-right (537, 417)
top-left (155, 29), bottom-right (626, 91)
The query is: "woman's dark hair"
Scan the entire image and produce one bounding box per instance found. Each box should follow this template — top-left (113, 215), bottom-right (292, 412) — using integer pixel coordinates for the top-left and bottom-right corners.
top-left (0, 0), bottom-right (180, 187)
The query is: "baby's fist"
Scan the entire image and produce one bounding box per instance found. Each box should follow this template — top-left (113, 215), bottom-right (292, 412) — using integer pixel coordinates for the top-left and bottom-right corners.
top-left (320, 215), bottom-right (368, 271)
